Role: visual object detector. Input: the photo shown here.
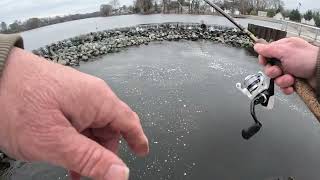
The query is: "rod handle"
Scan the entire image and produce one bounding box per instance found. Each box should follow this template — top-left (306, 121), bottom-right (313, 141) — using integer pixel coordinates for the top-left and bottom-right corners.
top-left (267, 58), bottom-right (320, 121)
top-left (294, 79), bottom-right (320, 121)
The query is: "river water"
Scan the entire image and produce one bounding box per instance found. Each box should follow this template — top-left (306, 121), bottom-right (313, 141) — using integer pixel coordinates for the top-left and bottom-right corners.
top-left (2, 15), bottom-right (320, 180)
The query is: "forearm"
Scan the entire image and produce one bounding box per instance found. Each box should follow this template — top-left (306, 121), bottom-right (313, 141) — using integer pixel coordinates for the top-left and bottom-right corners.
top-left (0, 34), bottom-right (24, 77)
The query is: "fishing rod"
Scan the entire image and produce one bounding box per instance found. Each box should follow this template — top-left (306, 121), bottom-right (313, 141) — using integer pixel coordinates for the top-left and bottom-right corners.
top-left (203, 0), bottom-right (320, 139)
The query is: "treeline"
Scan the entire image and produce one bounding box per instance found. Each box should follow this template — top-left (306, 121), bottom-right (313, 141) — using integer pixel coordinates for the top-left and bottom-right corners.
top-left (217, 0), bottom-right (284, 15)
top-left (133, 0), bottom-right (161, 14)
top-left (132, 0), bottom-right (285, 15)
top-left (284, 9), bottom-right (320, 27)
top-left (1, 0), bottom-right (134, 34)
top-left (1, 12), bottom-right (101, 34)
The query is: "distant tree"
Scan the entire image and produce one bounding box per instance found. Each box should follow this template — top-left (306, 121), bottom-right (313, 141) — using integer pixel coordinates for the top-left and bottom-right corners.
top-left (9, 21), bottom-right (22, 33)
top-left (128, 5), bottom-right (134, 12)
top-left (142, 0), bottom-right (153, 13)
top-left (154, 1), bottom-right (159, 12)
top-left (282, 9), bottom-right (290, 17)
top-left (289, 9), bottom-right (301, 22)
top-left (304, 10), bottom-right (313, 21)
top-left (1, 22), bottom-right (7, 32)
top-left (276, 4), bottom-right (284, 13)
top-left (313, 12), bottom-right (320, 27)
top-left (108, 0), bottom-right (120, 9)
top-left (100, 4), bottom-right (113, 16)
top-left (134, 0), bottom-right (153, 14)
top-left (267, 9), bottom-right (276, 17)
top-left (250, 10), bottom-right (257, 16)
top-left (133, 0), bottom-right (140, 13)
top-left (25, 18), bottom-right (41, 30)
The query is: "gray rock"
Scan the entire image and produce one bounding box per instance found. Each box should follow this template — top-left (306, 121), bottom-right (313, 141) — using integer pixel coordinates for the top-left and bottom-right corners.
top-left (82, 55), bottom-right (89, 61)
top-left (32, 23), bottom-right (252, 67)
top-left (58, 59), bottom-right (68, 65)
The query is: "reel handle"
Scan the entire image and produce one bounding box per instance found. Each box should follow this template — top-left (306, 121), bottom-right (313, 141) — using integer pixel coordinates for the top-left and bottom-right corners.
top-left (242, 123), bottom-right (262, 140)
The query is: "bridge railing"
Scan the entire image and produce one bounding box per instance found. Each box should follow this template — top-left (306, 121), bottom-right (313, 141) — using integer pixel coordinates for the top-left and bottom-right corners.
top-left (280, 20), bottom-right (320, 42)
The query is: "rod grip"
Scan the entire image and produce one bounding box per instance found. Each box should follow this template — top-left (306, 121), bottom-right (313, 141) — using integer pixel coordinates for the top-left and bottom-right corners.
top-left (267, 58), bottom-right (320, 121)
top-left (294, 79), bottom-right (320, 121)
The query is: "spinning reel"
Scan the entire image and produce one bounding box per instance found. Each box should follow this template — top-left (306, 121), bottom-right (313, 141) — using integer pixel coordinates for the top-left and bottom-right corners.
top-left (236, 72), bottom-right (275, 140)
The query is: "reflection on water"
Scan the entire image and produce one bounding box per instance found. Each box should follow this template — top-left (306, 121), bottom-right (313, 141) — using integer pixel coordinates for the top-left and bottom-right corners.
top-left (3, 41), bottom-right (320, 180)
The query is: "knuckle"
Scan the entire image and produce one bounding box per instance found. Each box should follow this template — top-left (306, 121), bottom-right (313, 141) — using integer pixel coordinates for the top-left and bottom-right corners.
top-left (127, 123), bottom-right (142, 139)
top-left (124, 107), bottom-right (138, 121)
top-left (287, 37), bottom-right (295, 43)
top-left (92, 77), bottom-right (107, 90)
top-left (79, 147), bottom-right (104, 178)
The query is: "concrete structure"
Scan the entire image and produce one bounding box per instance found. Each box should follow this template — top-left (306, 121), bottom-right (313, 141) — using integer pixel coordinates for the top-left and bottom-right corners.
top-left (273, 12), bottom-right (284, 20)
top-left (248, 23), bottom-right (287, 42)
top-left (258, 11), bottom-right (267, 17)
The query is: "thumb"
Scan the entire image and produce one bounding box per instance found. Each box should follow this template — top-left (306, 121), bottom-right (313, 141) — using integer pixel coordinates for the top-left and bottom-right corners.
top-left (254, 42), bottom-right (282, 60)
top-left (57, 130), bottom-right (129, 180)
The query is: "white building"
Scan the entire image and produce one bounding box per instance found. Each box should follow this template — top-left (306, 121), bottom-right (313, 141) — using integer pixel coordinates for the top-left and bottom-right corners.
top-left (306, 18), bottom-right (316, 26)
top-left (234, 10), bottom-right (241, 15)
top-left (258, 11), bottom-right (267, 17)
top-left (273, 12), bottom-right (284, 20)
top-left (301, 18), bottom-right (316, 26)
top-left (224, 9), bottom-right (231, 14)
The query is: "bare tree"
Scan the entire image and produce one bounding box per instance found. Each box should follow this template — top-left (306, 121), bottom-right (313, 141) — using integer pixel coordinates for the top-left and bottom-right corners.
top-left (108, 0), bottom-right (120, 9)
top-left (135, 0), bottom-right (154, 13)
top-left (100, 4), bottom-right (113, 16)
top-left (1, 22), bottom-right (7, 32)
top-left (25, 18), bottom-right (41, 30)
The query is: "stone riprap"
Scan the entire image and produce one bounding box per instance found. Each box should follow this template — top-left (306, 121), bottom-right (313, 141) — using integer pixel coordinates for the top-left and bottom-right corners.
top-left (32, 22), bottom-right (254, 66)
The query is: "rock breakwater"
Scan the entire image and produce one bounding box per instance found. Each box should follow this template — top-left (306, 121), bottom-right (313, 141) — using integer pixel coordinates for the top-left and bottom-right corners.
top-left (32, 22), bottom-right (254, 66)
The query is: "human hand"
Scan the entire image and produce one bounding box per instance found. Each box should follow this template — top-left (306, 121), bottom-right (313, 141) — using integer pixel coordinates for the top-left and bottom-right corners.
top-left (0, 48), bottom-right (149, 180)
top-left (254, 37), bottom-right (319, 95)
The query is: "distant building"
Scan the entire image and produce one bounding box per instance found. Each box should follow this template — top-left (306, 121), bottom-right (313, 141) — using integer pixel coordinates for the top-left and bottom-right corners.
top-left (210, 7), bottom-right (216, 13)
top-left (308, 18), bottom-right (316, 26)
top-left (301, 18), bottom-right (316, 26)
top-left (273, 12), bottom-right (284, 20)
top-left (258, 11), bottom-right (267, 17)
top-left (224, 9), bottom-right (231, 14)
top-left (234, 9), bottom-right (240, 15)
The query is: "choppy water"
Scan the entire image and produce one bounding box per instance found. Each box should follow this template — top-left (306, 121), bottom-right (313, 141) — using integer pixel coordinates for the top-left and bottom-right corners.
top-left (3, 40), bottom-right (320, 180)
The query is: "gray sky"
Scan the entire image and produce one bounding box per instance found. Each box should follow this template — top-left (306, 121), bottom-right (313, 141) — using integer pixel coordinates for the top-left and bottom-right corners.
top-left (0, 0), bottom-right (319, 23)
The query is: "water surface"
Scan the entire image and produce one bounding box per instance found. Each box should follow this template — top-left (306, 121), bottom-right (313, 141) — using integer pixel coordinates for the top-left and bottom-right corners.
top-left (3, 41), bottom-right (320, 180)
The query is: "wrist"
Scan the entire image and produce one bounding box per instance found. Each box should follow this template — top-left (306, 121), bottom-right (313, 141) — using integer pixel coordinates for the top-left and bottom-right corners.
top-left (0, 34), bottom-right (24, 77)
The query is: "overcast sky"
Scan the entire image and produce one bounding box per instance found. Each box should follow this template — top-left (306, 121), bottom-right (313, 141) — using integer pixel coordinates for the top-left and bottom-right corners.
top-left (1, 0), bottom-right (319, 23)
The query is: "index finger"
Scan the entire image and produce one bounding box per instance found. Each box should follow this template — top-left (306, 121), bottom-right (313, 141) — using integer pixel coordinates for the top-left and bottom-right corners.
top-left (110, 101), bottom-right (149, 157)
top-left (254, 42), bottom-right (283, 59)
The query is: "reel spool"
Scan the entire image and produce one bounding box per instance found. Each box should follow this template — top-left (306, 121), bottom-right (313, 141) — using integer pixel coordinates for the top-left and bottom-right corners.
top-left (236, 72), bottom-right (275, 140)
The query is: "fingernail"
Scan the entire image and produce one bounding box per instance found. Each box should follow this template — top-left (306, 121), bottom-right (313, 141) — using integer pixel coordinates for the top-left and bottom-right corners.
top-left (254, 44), bottom-right (263, 51)
top-left (104, 164), bottom-right (129, 180)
